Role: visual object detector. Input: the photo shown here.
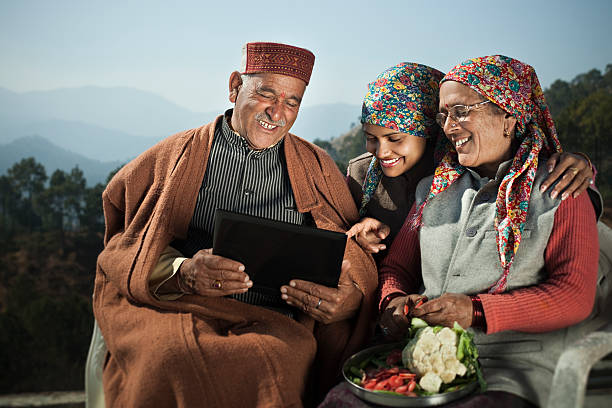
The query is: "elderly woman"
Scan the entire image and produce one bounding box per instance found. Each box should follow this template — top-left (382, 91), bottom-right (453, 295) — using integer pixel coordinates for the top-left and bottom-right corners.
top-left (377, 55), bottom-right (606, 407)
top-left (346, 63), bottom-right (594, 255)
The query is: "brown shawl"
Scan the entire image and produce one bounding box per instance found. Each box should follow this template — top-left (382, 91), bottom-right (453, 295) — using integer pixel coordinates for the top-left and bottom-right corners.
top-left (93, 116), bottom-right (377, 407)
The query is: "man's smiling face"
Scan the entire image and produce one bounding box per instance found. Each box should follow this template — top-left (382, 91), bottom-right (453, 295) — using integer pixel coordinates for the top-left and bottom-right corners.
top-left (229, 72), bottom-right (306, 149)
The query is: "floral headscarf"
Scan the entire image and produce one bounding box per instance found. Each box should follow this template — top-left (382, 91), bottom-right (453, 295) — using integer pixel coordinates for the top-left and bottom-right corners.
top-left (358, 63), bottom-right (444, 216)
top-left (415, 55), bottom-right (562, 294)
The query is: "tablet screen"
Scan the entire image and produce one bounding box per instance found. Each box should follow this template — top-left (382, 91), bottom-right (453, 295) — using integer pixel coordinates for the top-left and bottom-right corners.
top-left (212, 209), bottom-right (346, 293)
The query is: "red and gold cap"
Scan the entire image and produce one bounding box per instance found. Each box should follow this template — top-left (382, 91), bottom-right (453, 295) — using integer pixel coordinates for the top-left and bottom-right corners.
top-left (240, 42), bottom-right (315, 85)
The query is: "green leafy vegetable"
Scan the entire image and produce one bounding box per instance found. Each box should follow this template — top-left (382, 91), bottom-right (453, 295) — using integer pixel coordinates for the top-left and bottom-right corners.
top-left (454, 324), bottom-right (486, 392)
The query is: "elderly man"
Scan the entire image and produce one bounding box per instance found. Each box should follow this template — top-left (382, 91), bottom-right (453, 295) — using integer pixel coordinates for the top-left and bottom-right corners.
top-left (93, 42), bottom-right (377, 407)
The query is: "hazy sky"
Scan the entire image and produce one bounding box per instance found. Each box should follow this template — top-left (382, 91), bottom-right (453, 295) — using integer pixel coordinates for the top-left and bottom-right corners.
top-left (1, 0), bottom-right (611, 113)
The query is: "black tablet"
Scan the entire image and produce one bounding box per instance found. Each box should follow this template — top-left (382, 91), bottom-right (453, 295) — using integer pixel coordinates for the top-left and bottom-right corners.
top-left (212, 209), bottom-right (346, 293)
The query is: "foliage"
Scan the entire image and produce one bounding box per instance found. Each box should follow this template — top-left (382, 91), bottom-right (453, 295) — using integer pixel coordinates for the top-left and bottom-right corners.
top-left (314, 124), bottom-right (366, 174)
top-left (547, 64), bottom-right (612, 201)
top-left (0, 159), bottom-right (105, 240)
top-left (0, 158), bottom-right (107, 393)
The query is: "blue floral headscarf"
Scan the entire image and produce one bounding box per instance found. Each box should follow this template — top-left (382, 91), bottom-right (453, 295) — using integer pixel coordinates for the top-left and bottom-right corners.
top-left (358, 63), bottom-right (444, 216)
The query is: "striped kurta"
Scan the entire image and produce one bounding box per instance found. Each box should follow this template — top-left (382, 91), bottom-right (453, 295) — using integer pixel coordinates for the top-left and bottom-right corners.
top-left (172, 111), bottom-right (305, 313)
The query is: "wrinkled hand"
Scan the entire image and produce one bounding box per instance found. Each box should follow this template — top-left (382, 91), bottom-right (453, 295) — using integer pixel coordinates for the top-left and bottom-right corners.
top-left (178, 248), bottom-right (252, 296)
top-left (411, 293), bottom-right (472, 328)
top-left (280, 260), bottom-right (362, 324)
top-left (541, 152), bottom-right (593, 200)
top-left (379, 294), bottom-right (427, 340)
top-left (346, 217), bottom-right (391, 253)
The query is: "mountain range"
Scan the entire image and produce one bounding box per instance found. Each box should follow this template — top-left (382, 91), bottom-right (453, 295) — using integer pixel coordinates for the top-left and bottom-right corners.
top-left (0, 135), bottom-right (124, 185)
top-left (0, 86), bottom-right (360, 185)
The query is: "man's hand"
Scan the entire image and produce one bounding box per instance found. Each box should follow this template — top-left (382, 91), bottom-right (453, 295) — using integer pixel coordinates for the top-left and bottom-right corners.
top-left (346, 217), bottom-right (391, 253)
top-left (280, 260), bottom-right (362, 324)
top-left (541, 152), bottom-right (593, 200)
top-left (379, 294), bottom-right (427, 340)
top-left (178, 248), bottom-right (252, 296)
top-left (411, 293), bottom-right (472, 328)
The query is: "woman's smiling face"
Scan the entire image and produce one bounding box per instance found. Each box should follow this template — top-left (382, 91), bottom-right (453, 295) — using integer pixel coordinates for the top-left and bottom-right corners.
top-left (364, 123), bottom-right (427, 178)
top-left (438, 81), bottom-right (516, 177)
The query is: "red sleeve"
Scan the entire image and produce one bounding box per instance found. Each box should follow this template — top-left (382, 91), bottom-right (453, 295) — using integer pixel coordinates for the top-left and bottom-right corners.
top-left (377, 203), bottom-right (423, 311)
top-left (479, 192), bottom-right (599, 334)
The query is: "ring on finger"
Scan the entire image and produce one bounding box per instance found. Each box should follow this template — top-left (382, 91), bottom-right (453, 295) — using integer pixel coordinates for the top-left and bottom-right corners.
top-left (588, 178), bottom-right (594, 185)
top-left (569, 167), bottom-right (579, 175)
top-left (211, 279), bottom-right (223, 289)
top-left (316, 298), bottom-right (322, 309)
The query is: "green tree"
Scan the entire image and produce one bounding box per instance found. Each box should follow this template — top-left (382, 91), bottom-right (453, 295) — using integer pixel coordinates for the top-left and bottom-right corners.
top-left (80, 182), bottom-right (105, 234)
top-left (64, 166), bottom-right (86, 230)
top-left (38, 169), bottom-right (69, 232)
top-left (38, 166), bottom-right (87, 231)
top-left (0, 175), bottom-right (19, 240)
top-left (547, 66), bottom-right (612, 196)
top-left (7, 158), bottom-right (47, 232)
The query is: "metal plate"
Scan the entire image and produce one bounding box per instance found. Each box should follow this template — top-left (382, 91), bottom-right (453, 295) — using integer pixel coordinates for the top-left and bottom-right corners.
top-left (343, 343), bottom-right (478, 407)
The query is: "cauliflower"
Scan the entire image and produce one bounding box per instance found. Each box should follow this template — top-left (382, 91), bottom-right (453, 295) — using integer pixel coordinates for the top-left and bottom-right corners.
top-left (402, 323), bottom-right (468, 393)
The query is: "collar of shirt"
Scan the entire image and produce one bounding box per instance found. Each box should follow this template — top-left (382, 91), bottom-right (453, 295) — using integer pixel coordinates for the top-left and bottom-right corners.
top-left (464, 158), bottom-right (514, 185)
top-left (222, 109), bottom-right (284, 155)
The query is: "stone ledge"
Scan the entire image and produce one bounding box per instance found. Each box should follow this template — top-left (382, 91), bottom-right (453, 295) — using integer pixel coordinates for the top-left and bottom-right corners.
top-left (0, 392), bottom-right (84, 407)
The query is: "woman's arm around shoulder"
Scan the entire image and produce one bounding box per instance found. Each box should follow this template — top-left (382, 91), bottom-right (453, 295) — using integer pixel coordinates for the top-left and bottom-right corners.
top-left (479, 192), bottom-right (599, 334)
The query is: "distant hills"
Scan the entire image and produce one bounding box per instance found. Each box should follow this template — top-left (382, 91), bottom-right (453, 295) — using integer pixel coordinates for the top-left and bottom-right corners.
top-left (3, 118), bottom-right (160, 162)
top-left (0, 135), bottom-right (123, 185)
top-left (290, 103), bottom-right (361, 141)
top-left (0, 86), bottom-right (215, 141)
top-left (0, 85), bottom-right (360, 185)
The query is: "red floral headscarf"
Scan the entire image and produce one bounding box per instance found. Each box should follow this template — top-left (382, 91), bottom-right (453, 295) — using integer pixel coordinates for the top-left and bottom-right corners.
top-left (415, 55), bottom-right (562, 294)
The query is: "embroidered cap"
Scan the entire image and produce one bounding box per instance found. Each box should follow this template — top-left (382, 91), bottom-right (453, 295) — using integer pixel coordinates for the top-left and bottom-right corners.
top-left (240, 42), bottom-right (315, 85)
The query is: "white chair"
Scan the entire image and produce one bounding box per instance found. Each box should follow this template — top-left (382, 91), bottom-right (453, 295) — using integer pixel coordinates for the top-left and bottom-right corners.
top-left (85, 319), bottom-right (107, 408)
top-left (547, 221), bottom-right (612, 408)
top-left (548, 323), bottom-right (612, 408)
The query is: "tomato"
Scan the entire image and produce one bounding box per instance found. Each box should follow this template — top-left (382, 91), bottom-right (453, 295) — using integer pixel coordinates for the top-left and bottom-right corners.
top-left (399, 373), bottom-right (416, 379)
top-left (388, 375), bottom-right (403, 389)
top-left (352, 348), bottom-right (422, 397)
top-left (374, 379), bottom-right (389, 390)
top-left (395, 384), bottom-right (409, 393)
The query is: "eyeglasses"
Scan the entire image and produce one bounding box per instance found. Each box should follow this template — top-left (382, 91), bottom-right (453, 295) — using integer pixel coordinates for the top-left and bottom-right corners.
top-left (435, 100), bottom-right (490, 128)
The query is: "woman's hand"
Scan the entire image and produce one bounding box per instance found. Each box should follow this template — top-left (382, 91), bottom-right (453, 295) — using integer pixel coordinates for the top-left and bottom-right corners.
top-left (346, 217), bottom-right (391, 253)
top-left (379, 294), bottom-right (427, 340)
top-left (541, 152), bottom-right (593, 200)
top-left (411, 293), bottom-right (473, 328)
top-left (280, 260), bottom-right (363, 324)
top-left (177, 248), bottom-right (252, 296)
